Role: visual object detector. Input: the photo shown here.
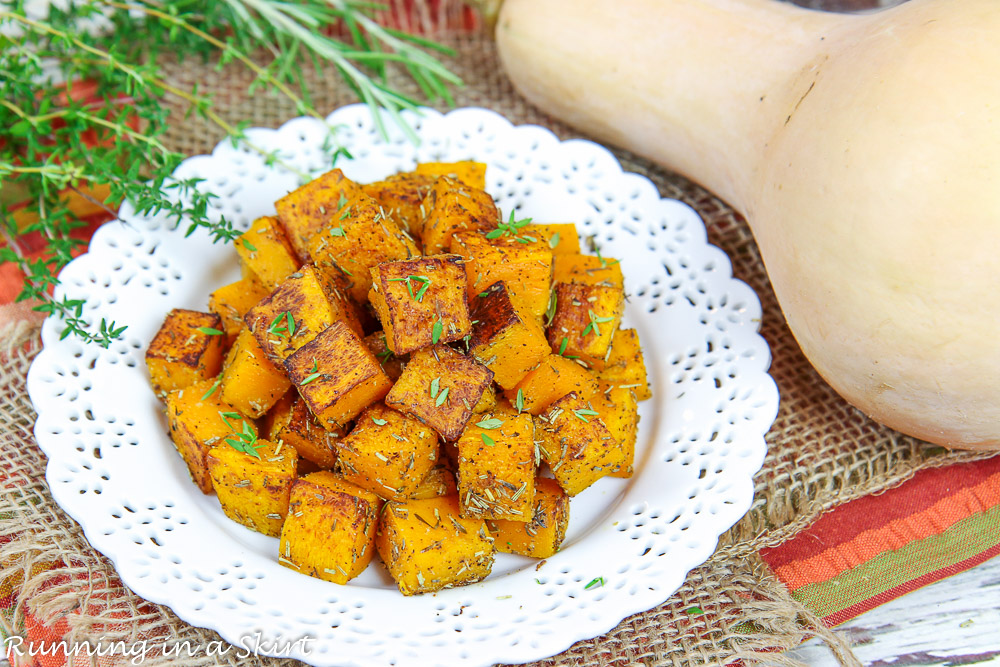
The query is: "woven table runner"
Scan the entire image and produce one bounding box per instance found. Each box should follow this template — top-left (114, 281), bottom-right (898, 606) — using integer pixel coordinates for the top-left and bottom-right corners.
top-left (2, 18), bottom-right (998, 667)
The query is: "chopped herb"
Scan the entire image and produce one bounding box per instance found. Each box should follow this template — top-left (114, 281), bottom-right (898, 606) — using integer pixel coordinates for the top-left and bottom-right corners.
top-left (487, 209), bottom-right (534, 240)
top-left (201, 378), bottom-right (222, 400)
top-left (376, 348), bottom-right (393, 361)
top-left (240, 239), bottom-right (258, 252)
top-left (267, 311), bottom-right (293, 338)
top-left (337, 193), bottom-right (349, 210)
top-left (300, 371), bottom-right (323, 385)
top-left (371, 417), bottom-right (388, 426)
top-left (480, 432), bottom-right (496, 447)
top-left (582, 309), bottom-right (615, 337)
top-left (584, 577), bottom-right (606, 590)
top-left (545, 289), bottom-right (557, 326)
top-left (685, 606), bottom-right (704, 615)
top-left (387, 275), bottom-right (431, 301)
top-left (197, 326), bottom-right (225, 336)
top-left (478, 291), bottom-right (490, 298)
top-left (328, 224), bottom-right (346, 237)
top-left (548, 232), bottom-right (560, 249)
top-left (220, 412), bottom-right (262, 459)
top-left (435, 387), bottom-right (450, 407)
top-left (558, 337), bottom-right (569, 356)
top-left (476, 417), bottom-right (504, 429)
top-left (573, 408), bottom-right (600, 423)
top-left (430, 377), bottom-right (441, 398)
top-left (432, 318), bottom-right (443, 344)
top-left (515, 388), bottom-right (525, 413)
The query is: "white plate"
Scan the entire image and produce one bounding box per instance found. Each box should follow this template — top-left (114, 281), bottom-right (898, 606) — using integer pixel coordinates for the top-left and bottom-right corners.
top-left (27, 105), bottom-right (777, 667)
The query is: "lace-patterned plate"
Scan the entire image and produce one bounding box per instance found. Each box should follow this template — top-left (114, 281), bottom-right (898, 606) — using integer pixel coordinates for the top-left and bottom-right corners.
top-left (27, 106), bottom-right (777, 667)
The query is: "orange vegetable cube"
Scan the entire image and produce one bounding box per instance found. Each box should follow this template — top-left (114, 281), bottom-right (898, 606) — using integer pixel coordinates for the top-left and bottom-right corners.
top-left (307, 192), bottom-right (420, 303)
top-left (536, 392), bottom-right (623, 496)
top-left (208, 276), bottom-right (269, 347)
top-left (547, 282), bottom-right (624, 370)
top-left (376, 494), bottom-right (494, 595)
top-left (552, 253), bottom-right (624, 289)
top-left (274, 168), bottom-right (364, 260)
top-left (235, 216), bottom-right (301, 290)
top-left (408, 464), bottom-right (458, 500)
top-left (413, 160), bottom-right (487, 190)
top-left (220, 327), bottom-right (291, 418)
top-left (278, 472), bottom-right (382, 583)
top-left (285, 320), bottom-right (393, 428)
top-left (420, 177), bottom-right (499, 254)
top-left (207, 440), bottom-right (298, 537)
top-left (146, 309), bottom-right (226, 398)
top-left (455, 411), bottom-right (536, 521)
top-left (452, 230), bottom-right (553, 321)
top-left (338, 403), bottom-right (440, 501)
top-left (504, 353), bottom-right (600, 415)
top-left (597, 384), bottom-right (640, 478)
top-left (385, 345), bottom-right (494, 441)
top-left (362, 172), bottom-right (436, 237)
top-left (596, 328), bottom-right (651, 401)
top-left (467, 281), bottom-right (550, 389)
top-left (263, 392), bottom-right (343, 469)
top-left (368, 254), bottom-right (471, 355)
top-left (488, 477), bottom-right (570, 558)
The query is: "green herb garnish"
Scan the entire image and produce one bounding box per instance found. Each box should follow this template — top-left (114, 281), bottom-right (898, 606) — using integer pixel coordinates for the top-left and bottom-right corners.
top-left (584, 577), bottom-right (606, 590)
top-left (480, 432), bottom-right (496, 447)
top-left (431, 317), bottom-right (443, 344)
top-left (197, 326), bottom-right (224, 336)
top-left (475, 417), bottom-right (504, 429)
top-left (581, 310), bottom-right (615, 338)
top-left (435, 387), bottom-right (450, 407)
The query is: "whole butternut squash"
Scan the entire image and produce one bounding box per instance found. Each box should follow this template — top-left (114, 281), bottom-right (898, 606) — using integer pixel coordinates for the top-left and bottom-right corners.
top-left (478, 0), bottom-right (1000, 450)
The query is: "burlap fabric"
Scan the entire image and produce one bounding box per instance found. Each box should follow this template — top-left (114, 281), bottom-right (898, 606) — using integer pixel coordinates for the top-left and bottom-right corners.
top-left (2, 19), bottom-right (996, 667)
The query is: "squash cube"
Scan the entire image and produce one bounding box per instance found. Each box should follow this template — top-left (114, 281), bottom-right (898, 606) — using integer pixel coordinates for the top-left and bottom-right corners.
top-left (452, 230), bottom-right (553, 321)
top-left (368, 254), bottom-right (471, 355)
top-left (455, 411), bottom-right (536, 521)
top-left (278, 472), bottom-right (382, 583)
top-left (376, 494), bottom-right (494, 595)
top-left (338, 403), bottom-right (440, 501)
top-left (529, 223), bottom-right (580, 256)
top-left (467, 281), bottom-right (550, 389)
top-left (385, 345), bottom-right (494, 441)
top-left (165, 379), bottom-right (256, 494)
top-left (285, 320), bottom-right (393, 429)
top-left (597, 383), bottom-right (639, 478)
top-left (307, 193), bottom-right (420, 303)
top-left (362, 172), bottom-right (435, 237)
top-left (504, 353), bottom-right (600, 415)
top-left (473, 383), bottom-right (497, 413)
top-left (552, 253), bottom-right (624, 289)
top-left (536, 392), bottom-right (623, 496)
top-left (488, 477), bottom-right (570, 558)
top-left (146, 309), bottom-right (226, 397)
top-left (596, 328), bottom-right (651, 401)
top-left (208, 276), bottom-right (269, 347)
top-left (413, 160), bottom-right (487, 190)
top-left (363, 331), bottom-right (408, 381)
top-left (420, 177), bottom-right (499, 254)
top-left (263, 391), bottom-right (344, 469)
top-left (220, 327), bottom-right (291, 418)
top-left (245, 264), bottom-right (361, 364)
top-left (236, 216), bottom-right (301, 291)
top-left (207, 440), bottom-right (298, 537)
top-left (547, 282), bottom-right (624, 370)
top-left (274, 168), bottom-right (364, 260)
top-left (408, 464), bottom-right (458, 500)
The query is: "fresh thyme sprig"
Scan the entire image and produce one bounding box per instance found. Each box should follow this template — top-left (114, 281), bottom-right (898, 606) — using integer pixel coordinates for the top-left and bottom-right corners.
top-left (0, 0), bottom-right (461, 346)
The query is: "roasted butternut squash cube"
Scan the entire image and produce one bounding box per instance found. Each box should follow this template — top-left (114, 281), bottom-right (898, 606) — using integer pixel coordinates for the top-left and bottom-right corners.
top-left (420, 177), bottom-right (499, 254)
top-left (207, 440), bottom-right (298, 537)
top-left (553, 253), bottom-right (624, 289)
top-left (385, 345), bottom-right (494, 441)
top-left (146, 309), bottom-right (226, 397)
top-left (467, 281), bottom-right (550, 389)
top-left (368, 254), bottom-right (471, 355)
top-left (208, 277), bottom-right (269, 347)
top-left (408, 464), bottom-right (458, 499)
top-left (597, 384), bottom-right (639, 478)
top-left (278, 472), bottom-right (382, 583)
top-left (361, 172), bottom-right (435, 237)
top-left (536, 392), bottom-right (623, 496)
top-left (263, 391), bottom-right (344, 469)
top-left (274, 168), bottom-right (364, 260)
top-left (413, 160), bottom-right (487, 190)
top-left (547, 282), bottom-right (624, 370)
top-left (245, 264), bottom-right (361, 364)
top-left (308, 193), bottom-right (420, 303)
top-left (473, 383), bottom-right (497, 413)
top-left (452, 230), bottom-right (553, 321)
top-left (236, 216), bottom-right (301, 291)
top-left (338, 403), bottom-right (440, 501)
top-left (456, 411), bottom-right (536, 521)
top-left (220, 327), bottom-right (291, 418)
top-left (505, 353), bottom-right (600, 415)
top-left (165, 379), bottom-right (256, 494)
top-left (596, 328), bottom-right (651, 401)
top-left (488, 477), bottom-right (570, 558)
top-left (285, 320), bottom-right (393, 429)
top-left (363, 331), bottom-right (407, 381)
top-left (376, 494), bottom-right (494, 595)
top-left (529, 223), bottom-right (581, 256)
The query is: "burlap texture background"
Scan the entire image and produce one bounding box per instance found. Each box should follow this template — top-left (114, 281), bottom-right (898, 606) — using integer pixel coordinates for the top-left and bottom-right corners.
top-left (2, 13), bottom-right (996, 667)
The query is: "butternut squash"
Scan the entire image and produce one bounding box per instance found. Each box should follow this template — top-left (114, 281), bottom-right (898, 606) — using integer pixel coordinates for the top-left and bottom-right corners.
top-left (484, 0), bottom-right (1000, 449)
